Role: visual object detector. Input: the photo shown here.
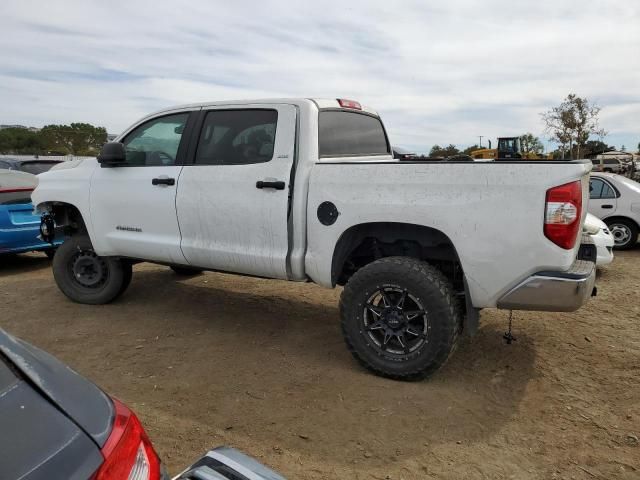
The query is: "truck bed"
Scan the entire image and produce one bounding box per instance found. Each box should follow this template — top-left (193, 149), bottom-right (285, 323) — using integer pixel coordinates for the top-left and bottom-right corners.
top-left (304, 159), bottom-right (592, 308)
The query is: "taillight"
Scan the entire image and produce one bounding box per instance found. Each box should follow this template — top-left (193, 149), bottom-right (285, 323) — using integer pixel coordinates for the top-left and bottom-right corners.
top-left (94, 398), bottom-right (161, 480)
top-left (337, 98), bottom-right (362, 110)
top-left (0, 188), bottom-right (34, 194)
top-left (544, 180), bottom-right (582, 249)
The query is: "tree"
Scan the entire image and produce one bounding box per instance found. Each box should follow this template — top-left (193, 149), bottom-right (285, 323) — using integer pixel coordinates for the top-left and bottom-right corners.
top-left (519, 133), bottom-right (544, 155)
top-left (541, 94), bottom-right (606, 159)
top-left (39, 123), bottom-right (107, 155)
top-left (0, 127), bottom-right (43, 154)
top-left (429, 144), bottom-right (460, 158)
top-left (580, 140), bottom-right (613, 158)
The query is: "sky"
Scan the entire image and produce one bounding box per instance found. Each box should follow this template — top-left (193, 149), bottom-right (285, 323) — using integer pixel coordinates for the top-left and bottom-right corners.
top-left (1, 0), bottom-right (638, 154)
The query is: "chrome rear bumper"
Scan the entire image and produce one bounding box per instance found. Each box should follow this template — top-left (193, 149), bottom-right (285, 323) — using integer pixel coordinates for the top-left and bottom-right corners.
top-left (497, 258), bottom-right (596, 312)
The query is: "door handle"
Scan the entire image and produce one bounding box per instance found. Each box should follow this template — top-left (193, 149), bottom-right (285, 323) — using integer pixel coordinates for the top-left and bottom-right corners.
top-left (601, 205), bottom-right (614, 209)
top-left (256, 180), bottom-right (285, 190)
top-left (152, 177), bottom-right (175, 186)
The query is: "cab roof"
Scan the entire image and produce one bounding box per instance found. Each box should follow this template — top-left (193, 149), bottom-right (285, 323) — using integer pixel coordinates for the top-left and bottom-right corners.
top-left (146, 98), bottom-right (378, 118)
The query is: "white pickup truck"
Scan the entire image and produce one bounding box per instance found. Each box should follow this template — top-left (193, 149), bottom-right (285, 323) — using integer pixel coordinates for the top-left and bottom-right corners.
top-left (33, 98), bottom-right (597, 379)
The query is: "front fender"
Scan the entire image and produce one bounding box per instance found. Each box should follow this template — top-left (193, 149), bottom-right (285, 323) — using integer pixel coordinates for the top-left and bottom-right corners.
top-left (32, 159), bottom-right (98, 242)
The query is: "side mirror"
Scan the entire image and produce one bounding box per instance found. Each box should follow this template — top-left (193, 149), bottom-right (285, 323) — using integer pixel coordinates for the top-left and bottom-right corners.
top-left (97, 142), bottom-right (126, 167)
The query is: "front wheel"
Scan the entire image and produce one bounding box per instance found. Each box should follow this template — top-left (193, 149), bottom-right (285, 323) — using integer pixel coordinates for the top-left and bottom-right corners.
top-left (52, 235), bottom-right (132, 304)
top-left (340, 257), bottom-right (462, 380)
top-left (606, 218), bottom-right (638, 250)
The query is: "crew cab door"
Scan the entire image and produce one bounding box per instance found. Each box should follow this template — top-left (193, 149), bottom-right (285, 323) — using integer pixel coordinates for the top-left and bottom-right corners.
top-left (588, 177), bottom-right (617, 218)
top-left (176, 105), bottom-right (297, 278)
top-left (89, 111), bottom-right (196, 263)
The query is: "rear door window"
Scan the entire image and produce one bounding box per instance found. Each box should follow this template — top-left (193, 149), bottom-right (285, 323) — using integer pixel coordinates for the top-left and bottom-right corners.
top-left (589, 179), bottom-right (616, 199)
top-left (195, 110), bottom-right (278, 165)
top-left (319, 111), bottom-right (389, 157)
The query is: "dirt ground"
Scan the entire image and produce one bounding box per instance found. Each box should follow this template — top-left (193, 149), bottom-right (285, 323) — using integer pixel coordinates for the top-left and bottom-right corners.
top-left (1, 249), bottom-right (639, 479)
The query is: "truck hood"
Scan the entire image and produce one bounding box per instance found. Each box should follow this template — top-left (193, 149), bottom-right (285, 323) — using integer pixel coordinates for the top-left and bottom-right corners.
top-left (0, 329), bottom-right (114, 447)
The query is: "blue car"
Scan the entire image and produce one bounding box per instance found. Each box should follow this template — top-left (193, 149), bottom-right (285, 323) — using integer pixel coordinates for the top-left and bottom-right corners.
top-left (0, 169), bottom-right (62, 256)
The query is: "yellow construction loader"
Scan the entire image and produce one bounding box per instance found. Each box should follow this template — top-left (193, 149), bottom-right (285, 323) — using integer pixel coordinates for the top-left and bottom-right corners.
top-left (471, 137), bottom-right (550, 160)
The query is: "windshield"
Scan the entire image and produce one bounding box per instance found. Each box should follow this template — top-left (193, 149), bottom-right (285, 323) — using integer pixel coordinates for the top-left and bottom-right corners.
top-left (498, 138), bottom-right (519, 153)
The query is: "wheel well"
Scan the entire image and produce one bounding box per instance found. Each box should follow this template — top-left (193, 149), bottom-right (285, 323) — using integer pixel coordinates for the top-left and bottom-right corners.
top-left (604, 216), bottom-right (639, 229)
top-left (331, 222), bottom-right (464, 292)
top-left (41, 202), bottom-right (87, 235)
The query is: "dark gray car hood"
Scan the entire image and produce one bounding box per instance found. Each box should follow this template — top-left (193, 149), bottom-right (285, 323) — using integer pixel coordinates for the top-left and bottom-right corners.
top-left (0, 329), bottom-right (114, 446)
top-left (0, 359), bottom-right (103, 480)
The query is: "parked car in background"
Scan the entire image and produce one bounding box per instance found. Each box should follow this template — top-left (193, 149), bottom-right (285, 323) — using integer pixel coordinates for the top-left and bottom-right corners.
top-left (0, 328), bottom-right (285, 480)
top-left (174, 448), bottom-right (285, 480)
top-left (588, 173), bottom-right (640, 249)
top-left (583, 213), bottom-right (614, 266)
top-left (0, 157), bottom-right (64, 175)
top-left (591, 157), bottom-right (625, 174)
top-left (392, 146), bottom-right (418, 160)
top-left (0, 169), bottom-right (60, 256)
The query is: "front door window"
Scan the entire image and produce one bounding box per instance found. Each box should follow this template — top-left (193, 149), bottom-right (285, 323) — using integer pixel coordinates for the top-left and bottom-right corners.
top-left (123, 114), bottom-right (189, 166)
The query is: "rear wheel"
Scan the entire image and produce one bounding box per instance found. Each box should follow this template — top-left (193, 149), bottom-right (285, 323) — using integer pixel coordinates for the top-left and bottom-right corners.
top-left (52, 235), bottom-right (132, 304)
top-left (340, 257), bottom-right (462, 380)
top-left (606, 218), bottom-right (638, 250)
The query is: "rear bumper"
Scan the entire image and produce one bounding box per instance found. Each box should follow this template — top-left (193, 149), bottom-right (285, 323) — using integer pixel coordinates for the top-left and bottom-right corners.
top-left (497, 257), bottom-right (596, 312)
top-left (0, 229), bottom-right (61, 254)
top-left (596, 245), bottom-right (614, 266)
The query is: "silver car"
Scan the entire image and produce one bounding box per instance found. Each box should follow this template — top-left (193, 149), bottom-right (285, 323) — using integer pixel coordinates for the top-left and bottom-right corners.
top-left (588, 173), bottom-right (640, 249)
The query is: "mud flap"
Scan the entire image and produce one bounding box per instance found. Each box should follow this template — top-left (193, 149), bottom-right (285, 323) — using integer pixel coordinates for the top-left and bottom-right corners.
top-left (463, 276), bottom-right (480, 336)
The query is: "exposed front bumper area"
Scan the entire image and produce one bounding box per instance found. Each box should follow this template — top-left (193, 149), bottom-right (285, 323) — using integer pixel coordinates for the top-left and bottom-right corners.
top-left (497, 258), bottom-right (597, 312)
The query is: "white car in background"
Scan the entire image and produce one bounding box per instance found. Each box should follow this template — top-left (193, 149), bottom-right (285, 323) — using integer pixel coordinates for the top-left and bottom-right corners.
top-left (584, 213), bottom-right (614, 266)
top-left (588, 173), bottom-right (640, 249)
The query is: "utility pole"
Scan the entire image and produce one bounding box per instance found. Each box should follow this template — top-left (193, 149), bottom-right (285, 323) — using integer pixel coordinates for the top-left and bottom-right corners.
top-left (478, 136), bottom-right (484, 148)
